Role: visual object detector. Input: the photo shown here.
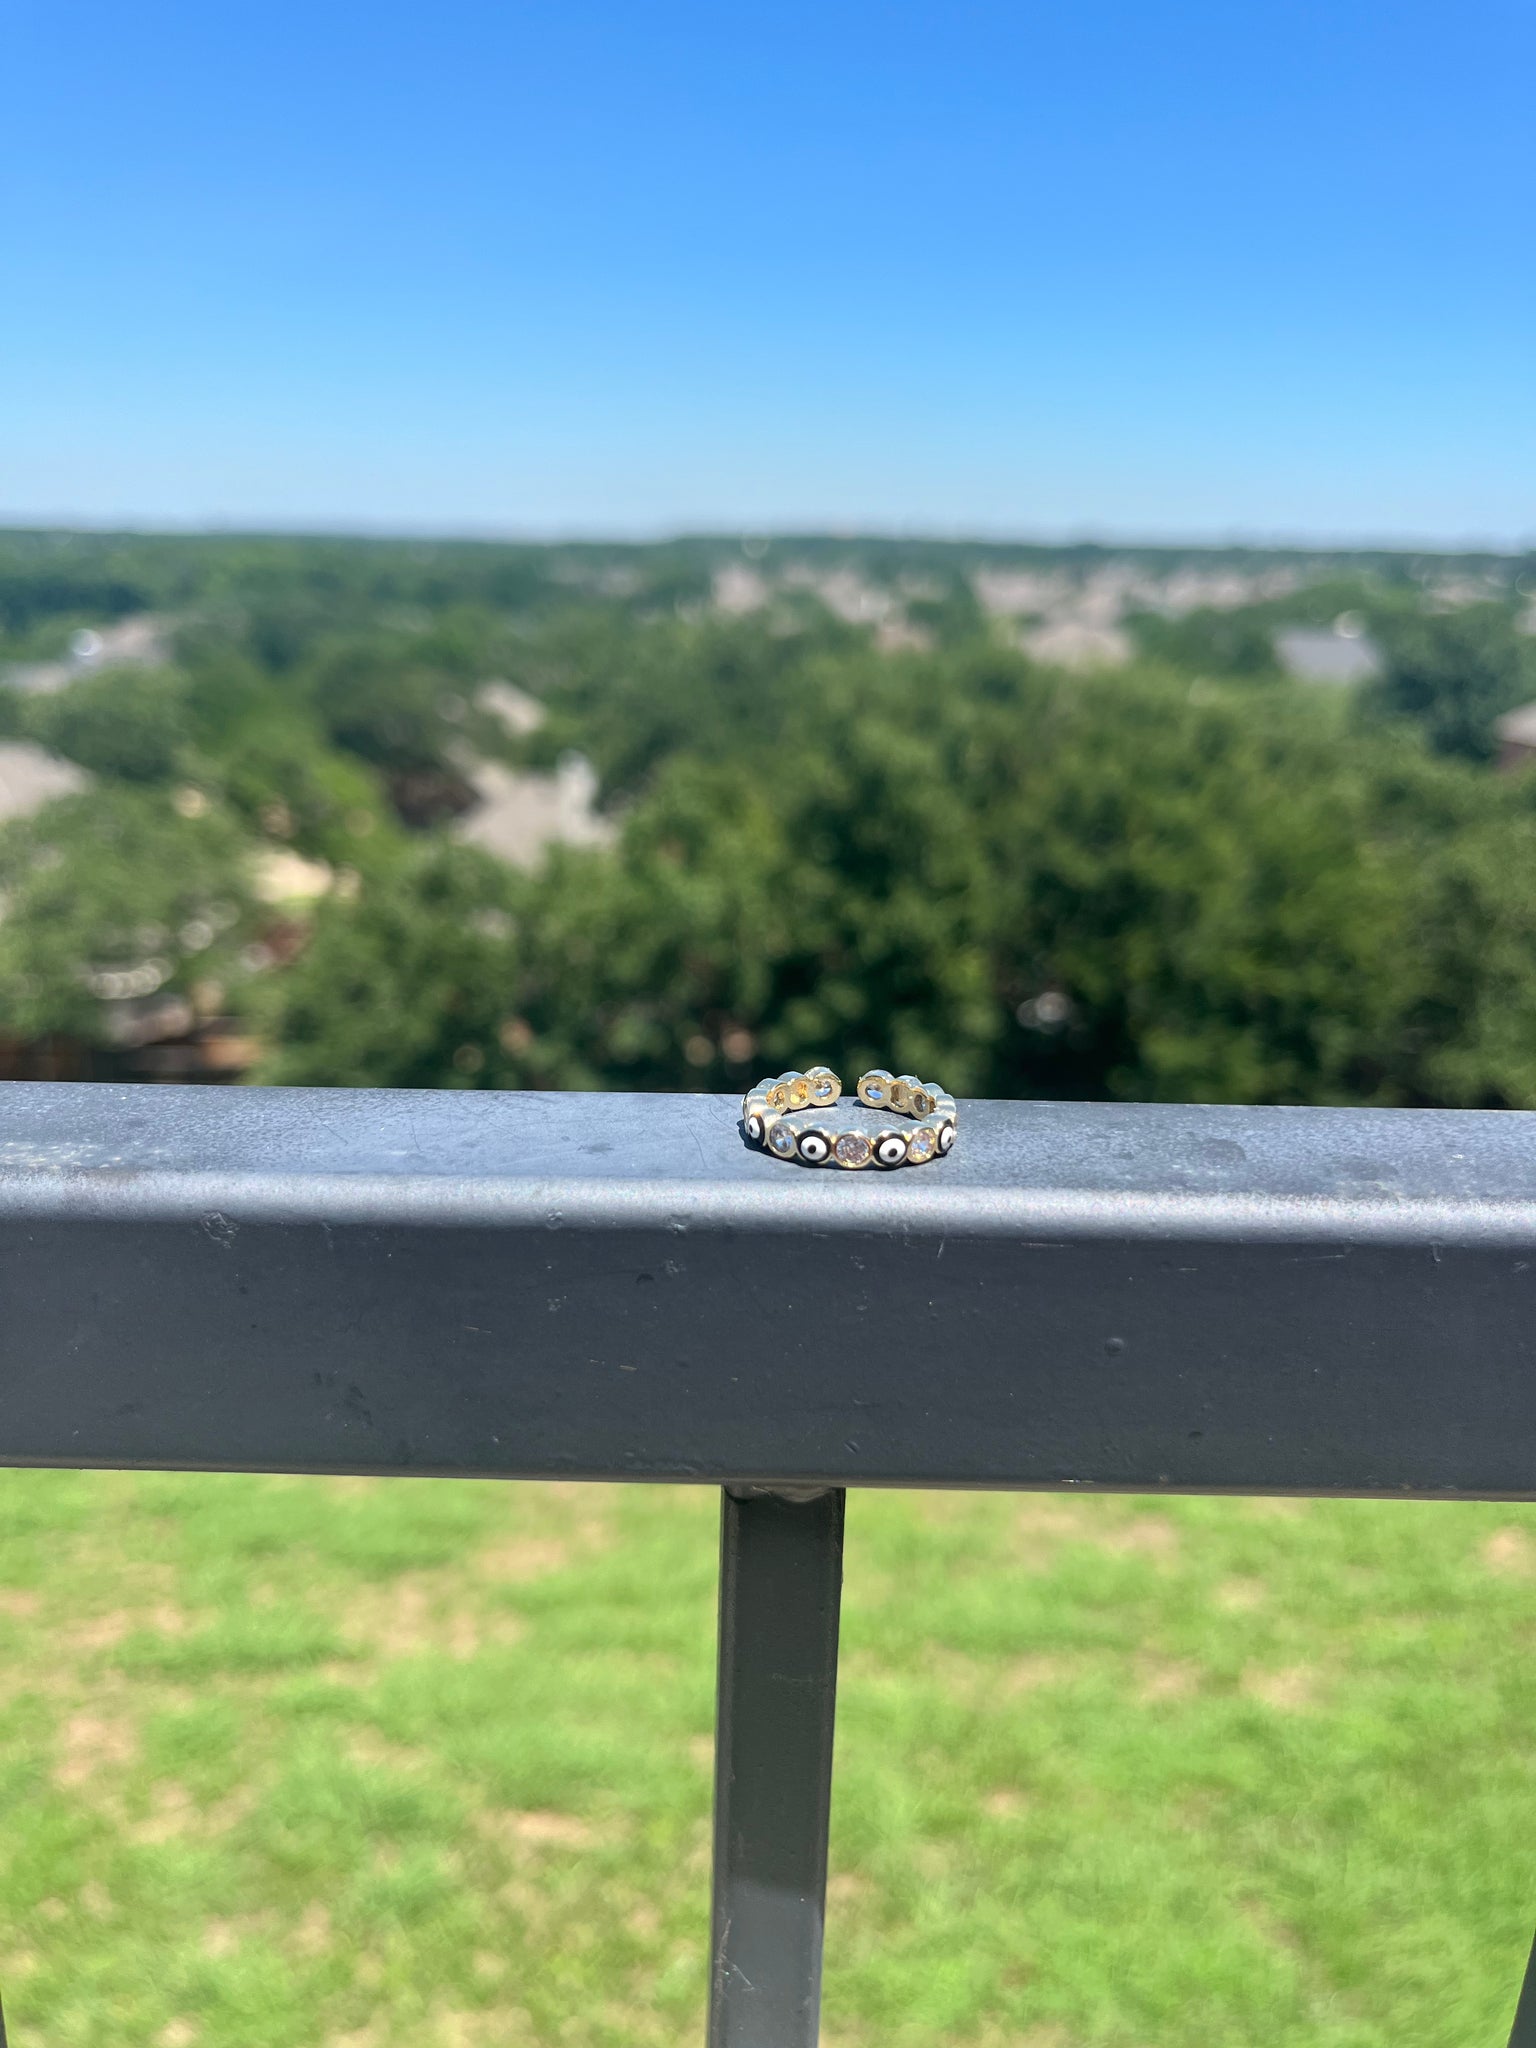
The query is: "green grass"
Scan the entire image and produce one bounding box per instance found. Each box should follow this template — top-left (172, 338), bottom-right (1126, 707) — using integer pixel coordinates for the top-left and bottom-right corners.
top-left (0, 1476), bottom-right (1533, 2046)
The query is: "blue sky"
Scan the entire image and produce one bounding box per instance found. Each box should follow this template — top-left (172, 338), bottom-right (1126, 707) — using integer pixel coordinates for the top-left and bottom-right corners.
top-left (2, 0), bottom-right (1531, 544)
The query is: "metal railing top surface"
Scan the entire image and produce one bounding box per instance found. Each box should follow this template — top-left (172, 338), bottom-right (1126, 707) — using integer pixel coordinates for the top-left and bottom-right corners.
top-left (1, 1080), bottom-right (1535, 1497)
top-left (4, 1078), bottom-right (1536, 1243)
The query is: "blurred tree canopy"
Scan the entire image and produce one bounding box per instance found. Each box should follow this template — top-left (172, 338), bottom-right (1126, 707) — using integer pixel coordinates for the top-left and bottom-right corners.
top-left (256, 633), bottom-right (1536, 1108)
top-left (1359, 604), bottom-right (1536, 761)
top-left (254, 843), bottom-right (521, 1089)
top-left (26, 667), bottom-right (196, 784)
top-left (3, 529), bottom-right (1535, 1109)
top-left (0, 789), bottom-right (257, 1040)
top-left (1125, 607), bottom-right (1283, 679)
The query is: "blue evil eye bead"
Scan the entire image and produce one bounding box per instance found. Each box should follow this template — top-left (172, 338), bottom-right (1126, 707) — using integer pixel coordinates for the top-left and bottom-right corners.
top-left (796, 1128), bottom-right (834, 1164)
top-left (857, 1069), bottom-right (894, 1108)
top-left (874, 1131), bottom-right (909, 1167)
top-left (745, 1111), bottom-right (766, 1143)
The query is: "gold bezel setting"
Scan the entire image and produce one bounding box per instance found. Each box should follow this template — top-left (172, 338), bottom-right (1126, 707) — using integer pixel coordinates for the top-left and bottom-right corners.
top-left (742, 1066), bottom-right (956, 1169)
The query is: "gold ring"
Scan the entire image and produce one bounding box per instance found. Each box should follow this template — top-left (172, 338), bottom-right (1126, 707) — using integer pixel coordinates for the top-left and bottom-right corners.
top-left (741, 1067), bottom-right (958, 1169)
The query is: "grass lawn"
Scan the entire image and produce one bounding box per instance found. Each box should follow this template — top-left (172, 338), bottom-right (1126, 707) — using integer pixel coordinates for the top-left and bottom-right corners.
top-left (0, 1474), bottom-right (1533, 2046)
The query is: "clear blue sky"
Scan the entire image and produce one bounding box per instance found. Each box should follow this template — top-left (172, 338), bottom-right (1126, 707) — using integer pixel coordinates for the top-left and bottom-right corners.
top-left (2, 0), bottom-right (1531, 545)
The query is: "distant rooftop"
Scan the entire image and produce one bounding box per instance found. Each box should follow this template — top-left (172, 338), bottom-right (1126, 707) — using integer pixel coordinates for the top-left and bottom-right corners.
top-left (1495, 701), bottom-right (1536, 752)
top-left (1274, 622), bottom-right (1382, 686)
top-left (0, 741), bottom-right (89, 826)
top-left (0, 614), bottom-right (170, 696)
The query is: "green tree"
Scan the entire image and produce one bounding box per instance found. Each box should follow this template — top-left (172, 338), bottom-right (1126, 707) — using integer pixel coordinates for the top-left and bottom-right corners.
top-left (25, 667), bottom-right (194, 783)
top-left (962, 662), bottom-right (1505, 1104)
top-left (1126, 606), bottom-right (1282, 679)
top-left (0, 788), bottom-right (257, 1041)
top-left (260, 637), bottom-right (1536, 1110)
top-left (1359, 604), bottom-right (1536, 761)
top-left (253, 843), bottom-right (522, 1088)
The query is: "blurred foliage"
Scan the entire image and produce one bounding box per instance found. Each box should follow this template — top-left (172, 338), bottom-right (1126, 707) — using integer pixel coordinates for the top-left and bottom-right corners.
top-left (26, 666), bottom-right (196, 784)
top-left (0, 788), bottom-right (257, 1039)
top-left (1359, 604), bottom-right (1536, 762)
top-left (253, 843), bottom-right (521, 1089)
top-left (1, 529), bottom-right (1535, 1103)
top-left (1127, 606), bottom-right (1284, 678)
top-left (261, 633), bottom-right (1536, 1108)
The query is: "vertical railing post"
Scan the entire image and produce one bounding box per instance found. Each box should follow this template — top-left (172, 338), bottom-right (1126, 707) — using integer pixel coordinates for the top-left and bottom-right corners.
top-left (709, 1485), bottom-right (845, 2048)
top-left (1509, 1933), bottom-right (1536, 2046)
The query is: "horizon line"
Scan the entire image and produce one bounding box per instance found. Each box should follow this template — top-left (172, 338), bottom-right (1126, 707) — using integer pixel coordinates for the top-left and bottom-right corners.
top-left (0, 514), bottom-right (1532, 563)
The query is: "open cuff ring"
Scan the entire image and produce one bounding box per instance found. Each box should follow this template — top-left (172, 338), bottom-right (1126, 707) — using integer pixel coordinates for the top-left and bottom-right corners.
top-left (741, 1067), bottom-right (958, 1168)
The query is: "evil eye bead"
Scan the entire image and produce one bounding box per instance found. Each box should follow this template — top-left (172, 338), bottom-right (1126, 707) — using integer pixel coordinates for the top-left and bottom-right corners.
top-left (938, 1121), bottom-right (957, 1153)
top-left (746, 1111), bottom-right (766, 1143)
top-left (767, 1123), bottom-right (798, 1159)
top-left (857, 1069), bottom-right (894, 1108)
top-left (797, 1128), bottom-right (833, 1164)
top-left (874, 1132), bottom-right (909, 1167)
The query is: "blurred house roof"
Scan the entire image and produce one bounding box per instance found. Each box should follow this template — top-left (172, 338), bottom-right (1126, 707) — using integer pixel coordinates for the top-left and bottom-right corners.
top-left (1, 614), bottom-right (170, 696)
top-left (0, 741), bottom-right (90, 825)
top-left (1274, 625), bottom-right (1382, 685)
top-left (1495, 701), bottom-right (1536, 751)
top-left (453, 752), bottom-right (615, 869)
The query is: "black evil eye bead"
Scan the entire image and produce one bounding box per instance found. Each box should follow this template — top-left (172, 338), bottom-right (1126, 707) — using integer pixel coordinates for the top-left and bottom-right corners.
top-left (874, 1132), bottom-right (909, 1167)
top-left (937, 1120), bottom-right (957, 1153)
top-left (745, 1111), bottom-right (766, 1143)
top-left (796, 1128), bottom-right (833, 1164)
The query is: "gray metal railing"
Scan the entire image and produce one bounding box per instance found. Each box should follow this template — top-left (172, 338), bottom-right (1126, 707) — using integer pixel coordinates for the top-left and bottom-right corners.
top-left (4, 1079), bottom-right (1536, 2045)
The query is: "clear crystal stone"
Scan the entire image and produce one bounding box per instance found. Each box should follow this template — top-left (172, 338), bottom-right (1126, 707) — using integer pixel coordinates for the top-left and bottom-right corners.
top-left (835, 1132), bottom-right (872, 1167)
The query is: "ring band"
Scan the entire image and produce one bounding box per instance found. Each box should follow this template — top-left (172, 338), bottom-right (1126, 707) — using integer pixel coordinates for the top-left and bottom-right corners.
top-left (741, 1067), bottom-right (958, 1169)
